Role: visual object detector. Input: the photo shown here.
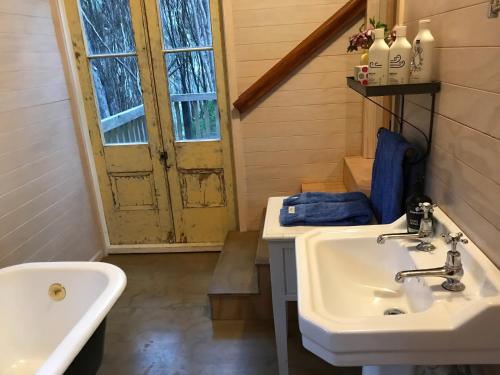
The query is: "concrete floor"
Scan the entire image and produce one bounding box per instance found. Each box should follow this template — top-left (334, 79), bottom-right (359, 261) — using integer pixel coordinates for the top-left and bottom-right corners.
top-left (98, 253), bottom-right (361, 375)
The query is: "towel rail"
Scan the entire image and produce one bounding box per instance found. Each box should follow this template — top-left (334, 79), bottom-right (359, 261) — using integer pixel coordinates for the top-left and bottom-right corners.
top-left (376, 127), bottom-right (419, 162)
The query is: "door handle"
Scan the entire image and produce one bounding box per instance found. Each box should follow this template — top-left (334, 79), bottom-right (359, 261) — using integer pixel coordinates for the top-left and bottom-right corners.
top-left (159, 151), bottom-right (170, 169)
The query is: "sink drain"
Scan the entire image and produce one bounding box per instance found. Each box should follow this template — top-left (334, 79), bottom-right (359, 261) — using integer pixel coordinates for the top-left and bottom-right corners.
top-left (384, 308), bottom-right (406, 316)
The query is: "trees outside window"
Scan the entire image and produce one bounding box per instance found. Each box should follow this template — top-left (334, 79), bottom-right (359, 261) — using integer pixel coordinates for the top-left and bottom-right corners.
top-left (159, 0), bottom-right (220, 141)
top-left (79, 0), bottom-right (220, 144)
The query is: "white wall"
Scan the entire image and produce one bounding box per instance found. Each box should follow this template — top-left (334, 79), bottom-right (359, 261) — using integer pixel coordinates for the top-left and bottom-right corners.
top-left (400, 1), bottom-right (500, 266)
top-left (225, 0), bottom-right (365, 229)
top-left (0, 0), bottom-right (103, 266)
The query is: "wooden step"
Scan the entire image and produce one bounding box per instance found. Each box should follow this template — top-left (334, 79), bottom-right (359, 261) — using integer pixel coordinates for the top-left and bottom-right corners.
top-left (208, 231), bottom-right (259, 296)
top-left (208, 230), bottom-right (273, 320)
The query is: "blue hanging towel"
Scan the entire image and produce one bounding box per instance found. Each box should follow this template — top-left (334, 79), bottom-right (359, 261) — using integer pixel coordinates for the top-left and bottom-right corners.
top-left (279, 200), bottom-right (373, 226)
top-left (283, 191), bottom-right (368, 206)
top-left (370, 128), bottom-right (414, 224)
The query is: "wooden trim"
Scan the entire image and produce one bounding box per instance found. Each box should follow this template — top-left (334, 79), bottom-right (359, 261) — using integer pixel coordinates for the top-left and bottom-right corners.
top-left (362, 0), bottom-right (397, 158)
top-left (50, 0), bottom-right (110, 251)
top-left (87, 52), bottom-right (137, 59)
top-left (220, 0), bottom-right (249, 231)
top-left (396, 0), bottom-right (406, 24)
top-left (163, 46), bottom-right (213, 53)
top-left (89, 250), bottom-right (104, 261)
top-left (107, 243), bottom-right (223, 254)
top-left (232, 0), bottom-right (367, 114)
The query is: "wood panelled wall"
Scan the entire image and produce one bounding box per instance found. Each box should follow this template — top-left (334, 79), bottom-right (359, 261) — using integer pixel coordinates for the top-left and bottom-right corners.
top-left (0, 0), bottom-right (103, 266)
top-left (400, 1), bottom-right (500, 266)
top-left (230, 0), bottom-right (364, 229)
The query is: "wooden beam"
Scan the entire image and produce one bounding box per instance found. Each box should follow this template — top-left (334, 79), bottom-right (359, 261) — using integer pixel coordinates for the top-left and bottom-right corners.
top-left (233, 0), bottom-right (367, 114)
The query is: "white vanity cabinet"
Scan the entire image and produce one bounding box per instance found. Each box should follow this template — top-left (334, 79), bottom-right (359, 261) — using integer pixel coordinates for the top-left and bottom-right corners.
top-left (262, 197), bottom-right (317, 375)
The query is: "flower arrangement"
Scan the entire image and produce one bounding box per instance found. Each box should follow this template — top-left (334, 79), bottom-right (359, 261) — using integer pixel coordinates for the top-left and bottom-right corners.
top-left (347, 18), bottom-right (395, 52)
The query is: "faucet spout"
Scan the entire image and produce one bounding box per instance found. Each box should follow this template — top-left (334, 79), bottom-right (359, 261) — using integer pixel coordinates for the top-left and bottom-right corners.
top-left (395, 266), bottom-right (465, 292)
top-left (395, 266), bottom-right (462, 283)
top-left (377, 232), bottom-right (434, 251)
top-left (377, 232), bottom-right (421, 244)
top-left (376, 202), bottom-right (436, 250)
top-left (395, 235), bottom-right (467, 292)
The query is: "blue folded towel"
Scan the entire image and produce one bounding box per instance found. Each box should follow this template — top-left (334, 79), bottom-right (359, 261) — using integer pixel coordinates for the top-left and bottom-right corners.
top-left (283, 191), bottom-right (368, 206)
top-left (279, 200), bottom-right (373, 226)
top-left (370, 128), bottom-right (414, 224)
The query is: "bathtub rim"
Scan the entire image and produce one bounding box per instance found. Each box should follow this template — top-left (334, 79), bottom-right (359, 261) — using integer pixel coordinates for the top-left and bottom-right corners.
top-left (0, 261), bottom-right (126, 375)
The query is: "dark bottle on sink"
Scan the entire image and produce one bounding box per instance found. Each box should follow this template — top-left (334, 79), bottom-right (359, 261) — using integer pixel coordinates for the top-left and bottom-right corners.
top-left (405, 177), bottom-right (432, 233)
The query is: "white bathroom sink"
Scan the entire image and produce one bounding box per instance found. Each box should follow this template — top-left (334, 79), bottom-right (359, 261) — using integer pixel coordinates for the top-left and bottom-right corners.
top-left (0, 262), bottom-right (126, 375)
top-left (296, 208), bottom-right (500, 366)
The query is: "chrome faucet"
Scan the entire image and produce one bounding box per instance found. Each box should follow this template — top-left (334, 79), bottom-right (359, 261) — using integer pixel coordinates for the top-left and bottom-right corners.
top-left (395, 232), bottom-right (468, 292)
top-left (377, 202), bottom-right (436, 251)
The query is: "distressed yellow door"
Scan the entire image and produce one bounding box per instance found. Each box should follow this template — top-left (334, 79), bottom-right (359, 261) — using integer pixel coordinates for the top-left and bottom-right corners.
top-left (64, 0), bottom-right (236, 244)
top-left (65, 0), bottom-right (176, 244)
top-left (143, 0), bottom-right (236, 243)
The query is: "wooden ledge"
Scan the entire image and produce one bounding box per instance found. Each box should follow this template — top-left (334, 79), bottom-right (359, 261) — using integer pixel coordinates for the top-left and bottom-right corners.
top-left (343, 156), bottom-right (373, 197)
top-left (301, 181), bottom-right (347, 193)
top-left (300, 158), bottom-right (373, 196)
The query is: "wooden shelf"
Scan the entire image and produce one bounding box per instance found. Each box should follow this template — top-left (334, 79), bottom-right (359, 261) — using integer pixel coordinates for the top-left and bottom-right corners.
top-left (346, 77), bottom-right (441, 97)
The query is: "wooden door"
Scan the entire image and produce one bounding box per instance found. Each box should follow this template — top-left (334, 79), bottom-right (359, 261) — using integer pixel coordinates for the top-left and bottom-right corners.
top-left (64, 0), bottom-right (236, 244)
top-left (64, 0), bottom-right (175, 244)
top-left (143, 0), bottom-right (237, 243)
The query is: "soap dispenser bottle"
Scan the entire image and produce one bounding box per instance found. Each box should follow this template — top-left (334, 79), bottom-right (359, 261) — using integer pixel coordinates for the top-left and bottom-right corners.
top-left (409, 19), bottom-right (435, 83)
top-left (368, 28), bottom-right (389, 85)
top-left (405, 177), bottom-right (433, 233)
top-left (388, 25), bottom-right (412, 84)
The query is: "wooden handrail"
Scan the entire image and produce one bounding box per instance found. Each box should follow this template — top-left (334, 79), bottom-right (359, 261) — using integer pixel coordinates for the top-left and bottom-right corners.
top-left (233, 0), bottom-right (367, 114)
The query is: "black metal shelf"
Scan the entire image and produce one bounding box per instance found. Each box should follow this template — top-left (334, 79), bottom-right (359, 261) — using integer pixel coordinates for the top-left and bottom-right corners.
top-left (346, 77), bottom-right (441, 163)
top-left (346, 77), bottom-right (441, 97)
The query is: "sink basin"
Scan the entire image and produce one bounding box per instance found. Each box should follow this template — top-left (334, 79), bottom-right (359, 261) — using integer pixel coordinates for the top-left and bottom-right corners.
top-left (296, 208), bottom-right (500, 366)
top-left (312, 237), bottom-right (435, 319)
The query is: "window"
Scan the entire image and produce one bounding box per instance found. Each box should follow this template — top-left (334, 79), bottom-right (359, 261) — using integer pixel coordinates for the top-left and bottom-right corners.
top-left (158, 0), bottom-right (221, 141)
top-left (79, 0), bottom-right (148, 145)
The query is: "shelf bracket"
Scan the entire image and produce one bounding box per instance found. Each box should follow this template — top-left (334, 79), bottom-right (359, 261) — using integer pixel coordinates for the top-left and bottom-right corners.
top-left (346, 77), bottom-right (440, 164)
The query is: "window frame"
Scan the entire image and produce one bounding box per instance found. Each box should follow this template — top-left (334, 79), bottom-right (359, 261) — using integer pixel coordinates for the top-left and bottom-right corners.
top-left (156, 0), bottom-right (223, 143)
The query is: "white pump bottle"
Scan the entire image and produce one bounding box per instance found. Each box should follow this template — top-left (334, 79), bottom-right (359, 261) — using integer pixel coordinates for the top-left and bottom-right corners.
top-left (368, 28), bottom-right (389, 86)
top-left (388, 26), bottom-right (412, 84)
top-left (409, 19), bottom-right (435, 83)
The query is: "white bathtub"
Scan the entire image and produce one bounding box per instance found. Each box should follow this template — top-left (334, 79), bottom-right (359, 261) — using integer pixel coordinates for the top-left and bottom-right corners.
top-left (0, 262), bottom-right (126, 375)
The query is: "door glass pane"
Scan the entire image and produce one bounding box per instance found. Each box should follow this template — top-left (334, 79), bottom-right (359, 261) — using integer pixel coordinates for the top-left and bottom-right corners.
top-left (79, 0), bottom-right (136, 55)
top-left (158, 0), bottom-right (213, 49)
top-left (90, 57), bottom-right (148, 145)
top-left (165, 50), bottom-right (219, 141)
